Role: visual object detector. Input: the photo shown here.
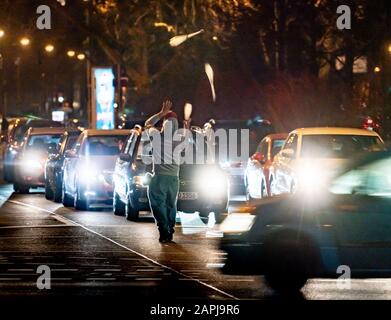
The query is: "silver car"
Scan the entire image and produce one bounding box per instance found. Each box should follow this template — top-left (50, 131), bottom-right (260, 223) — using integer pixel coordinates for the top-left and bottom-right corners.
top-left (62, 129), bottom-right (129, 210)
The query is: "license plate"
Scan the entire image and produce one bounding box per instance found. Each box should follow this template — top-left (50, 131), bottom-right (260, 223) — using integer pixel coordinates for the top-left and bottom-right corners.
top-left (178, 192), bottom-right (198, 200)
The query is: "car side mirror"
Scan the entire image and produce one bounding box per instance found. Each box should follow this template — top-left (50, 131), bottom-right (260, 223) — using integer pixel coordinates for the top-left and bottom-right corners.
top-left (281, 148), bottom-right (295, 159)
top-left (64, 150), bottom-right (77, 158)
top-left (119, 153), bottom-right (131, 162)
top-left (252, 152), bottom-right (266, 164)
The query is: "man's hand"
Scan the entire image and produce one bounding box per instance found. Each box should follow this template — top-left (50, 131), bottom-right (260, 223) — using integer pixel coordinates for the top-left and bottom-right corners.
top-left (160, 100), bottom-right (172, 116)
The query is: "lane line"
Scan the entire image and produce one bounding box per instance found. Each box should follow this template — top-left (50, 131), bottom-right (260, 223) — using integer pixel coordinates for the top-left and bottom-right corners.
top-left (7, 200), bottom-right (77, 226)
top-left (9, 199), bottom-right (239, 300)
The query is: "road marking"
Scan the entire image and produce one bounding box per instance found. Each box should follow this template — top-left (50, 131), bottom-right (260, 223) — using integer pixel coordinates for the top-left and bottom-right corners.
top-left (0, 225), bottom-right (71, 229)
top-left (7, 200), bottom-right (77, 226)
top-left (11, 200), bottom-right (239, 300)
top-left (93, 269), bottom-right (121, 272)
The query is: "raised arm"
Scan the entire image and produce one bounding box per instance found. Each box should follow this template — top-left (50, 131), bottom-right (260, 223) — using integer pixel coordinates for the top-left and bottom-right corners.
top-left (145, 100), bottom-right (173, 128)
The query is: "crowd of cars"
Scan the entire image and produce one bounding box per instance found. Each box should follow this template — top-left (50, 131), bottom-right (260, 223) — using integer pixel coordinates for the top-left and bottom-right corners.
top-left (1, 115), bottom-right (390, 293)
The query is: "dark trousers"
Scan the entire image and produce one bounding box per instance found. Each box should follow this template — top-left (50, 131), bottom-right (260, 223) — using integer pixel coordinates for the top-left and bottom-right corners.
top-left (148, 175), bottom-right (179, 237)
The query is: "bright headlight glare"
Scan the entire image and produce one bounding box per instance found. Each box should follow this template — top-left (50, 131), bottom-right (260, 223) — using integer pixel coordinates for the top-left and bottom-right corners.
top-left (133, 174), bottom-right (150, 186)
top-left (78, 165), bottom-right (99, 182)
top-left (219, 213), bottom-right (255, 234)
top-left (297, 165), bottom-right (327, 190)
top-left (197, 169), bottom-right (227, 197)
top-left (21, 153), bottom-right (45, 173)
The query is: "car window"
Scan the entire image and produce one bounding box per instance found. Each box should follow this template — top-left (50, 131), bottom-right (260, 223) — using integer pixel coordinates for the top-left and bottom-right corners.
top-left (26, 134), bottom-right (62, 152)
top-left (330, 157), bottom-right (391, 197)
top-left (81, 135), bottom-right (127, 156)
top-left (301, 135), bottom-right (384, 159)
top-left (283, 134), bottom-right (298, 152)
top-left (271, 139), bottom-right (286, 157)
top-left (256, 139), bottom-right (268, 156)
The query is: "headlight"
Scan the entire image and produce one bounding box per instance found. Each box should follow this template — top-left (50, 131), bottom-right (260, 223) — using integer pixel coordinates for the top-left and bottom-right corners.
top-left (78, 165), bottom-right (99, 183)
top-left (197, 168), bottom-right (228, 197)
top-left (219, 213), bottom-right (255, 234)
top-left (297, 164), bottom-right (328, 190)
top-left (21, 153), bottom-right (45, 174)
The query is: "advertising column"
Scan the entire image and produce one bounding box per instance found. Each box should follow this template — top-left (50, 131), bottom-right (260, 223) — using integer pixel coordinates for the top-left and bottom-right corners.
top-left (91, 67), bottom-right (115, 129)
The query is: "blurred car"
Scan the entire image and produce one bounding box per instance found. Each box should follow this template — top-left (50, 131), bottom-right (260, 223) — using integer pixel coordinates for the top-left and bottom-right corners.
top-left (13, 127), bottom-right (66, 193)
top-left (269, 127), bottom-right (385, 196)
top-left (209, 119), bottom-right (274, 196)
top-left (62, 129), bottom-right (129, 210)
top-left (44, 130), bottom-right (81, 202)
top-left (220, 149), bottom-right (391, 292)
top-left (3, 118), bottom-right (63, 182)
top-left (113, 127), bottom-right (229, 223)
top-left (245, 133), bottom-right (287, 200)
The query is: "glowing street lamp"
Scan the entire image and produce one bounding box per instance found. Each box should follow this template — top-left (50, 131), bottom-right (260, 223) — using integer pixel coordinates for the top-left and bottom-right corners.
top-left (45, 44), bottom-right (54, 53)
top-left (67, 50), bottom-right (76, 58)
top-left (20, 37), bottom-right (30, 47)
top-left (374, 66), bottom-right (381, 73)
top-left (169, 29), bottom-right (204, 47)
top-left (76, 53), bottom-right (86, 61)
top-left (0, 29), bottom-right (5, 38)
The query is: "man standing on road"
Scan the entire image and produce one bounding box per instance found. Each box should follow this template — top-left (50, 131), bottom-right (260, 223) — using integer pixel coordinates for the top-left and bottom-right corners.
top-left (145, 100), bottom-right (183, 243)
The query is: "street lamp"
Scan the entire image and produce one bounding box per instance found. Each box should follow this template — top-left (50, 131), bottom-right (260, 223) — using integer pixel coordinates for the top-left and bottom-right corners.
top-left (67, 50), bottom-right (76, 58)
top-left (374, 66), bottom-right (381, 73)
top-left (44, 44), bottom-right (54, 53)
top-left (169, 29), bottom-right (204, 47)
top-left (20, 37), bottom-right (30, 47)
top-left (0, 29), bottom-right (4, 38)
top-left (77, 53), bottom-right (86, 60)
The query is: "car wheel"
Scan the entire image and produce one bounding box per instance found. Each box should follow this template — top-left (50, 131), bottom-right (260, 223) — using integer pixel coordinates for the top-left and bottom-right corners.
top-left (125, 196), bottom-right (139, 221)
top-left (61, 181), bottom-right (74, 207)
top-left (74, 187), bottom-right (89, 211)
top-left (45, 181), bottom-right (54, 200)
top-left (113, 191), bottom-right (126, 216)
top-left (53, 181), bottom-right (62, 203)
top-left (263, 233), bottom-right (317, 293)
top-left (13, 183), bottom-right (29, 194)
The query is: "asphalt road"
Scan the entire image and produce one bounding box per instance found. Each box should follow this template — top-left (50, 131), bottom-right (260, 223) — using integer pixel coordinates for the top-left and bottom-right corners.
top-left (0, 185), bottom-right (391, 300)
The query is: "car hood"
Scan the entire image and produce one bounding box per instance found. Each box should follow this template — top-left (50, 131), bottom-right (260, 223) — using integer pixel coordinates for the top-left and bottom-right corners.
top-left (78, 155), bottom-right (118, 172)
top-left (295, 158), bottom-right (348, 178)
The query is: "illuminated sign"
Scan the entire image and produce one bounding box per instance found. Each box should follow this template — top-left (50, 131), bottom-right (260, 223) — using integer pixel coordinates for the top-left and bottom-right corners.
top-left (52, 110), bottom-right (65, 122)
top-left (92, 68), bottom-right (115, 129)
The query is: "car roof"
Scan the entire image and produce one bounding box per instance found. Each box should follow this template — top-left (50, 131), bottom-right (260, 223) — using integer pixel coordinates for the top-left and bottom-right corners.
top-left (264, 133), bottom-right (288, 140)
top-left (291, 127), bottom-right (381, 137)
top-left (27, 127), bottom-right (67, 135)
top-left (83, 129), bottom-right (130, 136)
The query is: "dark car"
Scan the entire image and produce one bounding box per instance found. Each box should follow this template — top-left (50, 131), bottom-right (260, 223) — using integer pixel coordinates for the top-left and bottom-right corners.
top-left (220, 149), bottom-right (391, 293)
top-left (44, 130), bottom-right (81, 202)
top-left (13, 127), bottom-right (66, 193)
top-left (113, 127), bottom-right (229, 223)
top-left (3, 119), bottom-right (63, 182)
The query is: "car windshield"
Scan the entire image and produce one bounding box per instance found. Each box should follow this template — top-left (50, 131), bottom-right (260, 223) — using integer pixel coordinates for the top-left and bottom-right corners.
top-left (83, 135), bottom-right (127, 156)
top-left (301, 135), bottom-right (384, 159)
top-left (27, 135), bottom-right (62, 152)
